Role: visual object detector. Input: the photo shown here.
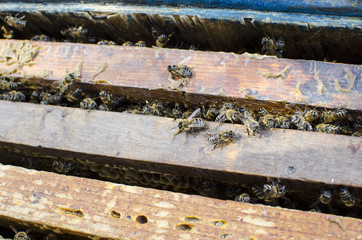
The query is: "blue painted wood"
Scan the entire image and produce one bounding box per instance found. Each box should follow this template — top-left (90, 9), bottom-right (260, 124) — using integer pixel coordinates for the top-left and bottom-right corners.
top-left (4, 0), bottom-right (362, 17)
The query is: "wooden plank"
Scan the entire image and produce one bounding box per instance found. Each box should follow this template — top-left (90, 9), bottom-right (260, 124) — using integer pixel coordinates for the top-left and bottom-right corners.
top-left (0, 101), bottom-right (361, 188)
top-left (0, 163), bottom-right (360, 240)
top-left (1, 40), bottom-right (361, 110)
top-left (2, 0), bottom-right (361, 16)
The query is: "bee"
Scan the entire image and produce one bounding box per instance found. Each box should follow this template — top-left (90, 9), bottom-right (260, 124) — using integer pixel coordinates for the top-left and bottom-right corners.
top-left (352, 130), bottom-right (362, 137)
top-left (30, 34), bottom-right (50, 41)
top-left (99, 90), bottom-right (118, 105)
top-left (5, 14), bottom-right (27, 30)
top-left (142, 101), bottom-right (164, 116)
top-left (207, 130), bottom-right (236, 149)
top-left (240, 109), bottom-right (260, 135)
top-left (173, 108), bottom-right (206, 139)
top-left (53, 72), bottom-right (80, 95)
top-left (169, 103), bottom-right (183, 119)
top-left (40, 92), bottom-right (62, 105)
top-left (258, 108), bottom-right (275, 128)
top-left (66, 87), bottom-right (84, 103)
top-left (1, 26), bottom-right (13, 39)
top-left (304, 109), bottom-right (320, 122)
top-left (134, 41), bottom-right (146, 47)
top-left (339, 188), bottom-right (355, 207)
top-left (45, 234), bottom-right (58, 240)
top-left (196, 179), bottom-right (217, 198)
top-left (168, 65), bottom-right (193, 78)
top-left (291, 108), bottom-right (312, 131)
top-left (274, 115), bottom-right (291, 129)
top-left (97, 40), bottom-right (116, 45)
top-left (252, 180), bottom-right (286, 203)
top-left (316, 123), bottom-right (343, 134)
top-left (80, 98), bottom-right (98, 110)
top-left (61, 26), bottom-right (88, 40)
top-left (309, 206), bottom-right (322, 213)
top-left (0, 79), bottom-right (18, 90)
top-left (320, 190), bottom-right (332, 204)
top-left (2, 90), bottom-right (26, 102)
top-left (122, 41), bottom-right (134, 46)
top-left (234, 193), bottom-right (251, 203)
top-left (155, 33), bottom-right (173, 48)
top-left (52, 160), bottom-right (74, 174)
top-left (99, 104), bottom-right (110, 111)
top-left (321, 109), bottom-right (347, 123)
top-left (261, 36), bottom-right (285, 58)
top-left (202, 106), bottom-right (219, 121)
top-left (29, 90), bottom-right (41, 103)
top-left (215, 103), bottom-right (243, 124)
top-left (9, 225), bottom-right (31, 240)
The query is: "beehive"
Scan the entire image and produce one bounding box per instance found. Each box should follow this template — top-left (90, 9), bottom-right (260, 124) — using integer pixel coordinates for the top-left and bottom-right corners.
top-left (0, 1), bottom-right (361, 239)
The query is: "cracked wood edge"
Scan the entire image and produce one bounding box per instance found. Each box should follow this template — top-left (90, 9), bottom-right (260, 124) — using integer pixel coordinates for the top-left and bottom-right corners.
top-left (0, 164), bottom-right (361, 240)
top-left (0, 40), bottom-right (361, 110)
top-left (0, 101), bottom-right (361, 187)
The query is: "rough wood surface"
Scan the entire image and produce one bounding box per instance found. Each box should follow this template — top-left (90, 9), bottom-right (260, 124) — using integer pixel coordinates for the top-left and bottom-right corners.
top-left (0, 101), bottom-right (361, 188)
top-left (0, 163), bottom-right (360, 240)
top-left (1, 40), bottom-right (361, 110)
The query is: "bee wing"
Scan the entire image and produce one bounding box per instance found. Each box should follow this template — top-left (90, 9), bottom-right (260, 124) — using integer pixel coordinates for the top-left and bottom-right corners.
top-left (188, 108), bottom-right (201, 120)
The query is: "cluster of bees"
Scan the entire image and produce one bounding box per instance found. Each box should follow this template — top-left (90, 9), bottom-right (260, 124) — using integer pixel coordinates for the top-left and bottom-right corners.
top-left (0, 225), bottom-right (57, 240)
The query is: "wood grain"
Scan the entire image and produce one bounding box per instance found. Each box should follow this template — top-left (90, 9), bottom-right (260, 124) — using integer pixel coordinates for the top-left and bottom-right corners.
top-left (0, 163), bottom-right (360, 240)
top-left (0, 101), bottom-right (361, 188)
top-left (1, 40), bottom-right (361, 110)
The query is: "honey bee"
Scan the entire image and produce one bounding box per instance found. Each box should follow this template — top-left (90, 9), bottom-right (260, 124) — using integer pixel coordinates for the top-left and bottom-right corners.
top-left (173, 108), bottom-right (206, 139)
top-left (215, 103), bottom-right (243, 124)
top-left (168, 65), bottom-right (193, 78)
top-left (155, 33), bottom-right (173, 48)
top-left (30, 34), bottom-right (50, 41)
top-left (309, 206), bottom-right (322, 213)
top-left (291, 108), bottom-right (312, 131)
top-left (304, 109), bottom-right (320, 122)
top-left (352, 130), bottom-right (362, 137)
top-left (234, 193), bottom-right (251, 203)
top-left (316, 123), bottom-right (343, 134)
top-left (0, 79), bottom-right (18, 90)
top-left (261, 36), bottom-right (285, 58)
top-left (142, 101), bottom-right (164, 116)
top-left (1, 90), bottom-right (26, 102)
top-left (40, 92), bottom-right (62, 105)
top-left (202, 106), bottom-right (219, 121)
top-left (80, 98), bottom-right (98, 110)
top-left (122, 41), bottom-right (134, 46)
top-left (319, 190), bottom-right (332, 204)
top-left (5, 14), bottom-right (27, 30)
top-left (240, 109), bottom-right (260, 135)
top-left (52, 160), bottom-right (74, 174)
top-left (61, 26), bottom-right (88, 40)
top-left (29, 90), bottom-right (41, 103)
top-left (53, 72), bottom-right (80, 95)
top-left (66, 87), bottom-right (84, 103)
top-left (207, 130), bottom-right (236, 149)
top-left (1, 25), bottom-right (13, 39)
top-left (98, 104), bottom-right (110, 111)
top-left (321, 109), bottom-right (347, 123)
top-left (97, 40), bottom-right (116, 45)
top-left (258, 108), bottom-right (275, 128)
top-left (9, 225), bottom-right (31, 240)
top-left (274, 115), bottom-right (291, 129)
top-left (99, 90), bottom-right (120, 107)
top-left (252, 180), bottom-right (286, 203)
top-left (134, 41), bottom-right (146, 47)
top-left (339, 188), bottom-right (355, 207)
top-left (196, 179), bottom-right (217, 198)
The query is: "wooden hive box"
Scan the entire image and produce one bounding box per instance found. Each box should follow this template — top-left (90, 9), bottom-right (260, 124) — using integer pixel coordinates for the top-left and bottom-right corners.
top-left (0, 1), bottom-right (361, 239)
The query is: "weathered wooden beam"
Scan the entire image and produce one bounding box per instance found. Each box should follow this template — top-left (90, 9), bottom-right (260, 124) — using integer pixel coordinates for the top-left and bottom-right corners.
top-left (0, 163), bottom-right (360, 240)
top-left (1, 40), bottom-right (361, 110)
top-left (0, 101), bottom-right (361, 188)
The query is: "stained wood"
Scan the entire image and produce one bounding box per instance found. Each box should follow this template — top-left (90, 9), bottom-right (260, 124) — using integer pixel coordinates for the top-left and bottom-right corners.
top-left (0, 40), bottom-right (361, 110)
top-left (0, 163), bottom-right (360, 240)
top-left (0, 101), bottom-right (361, 188)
